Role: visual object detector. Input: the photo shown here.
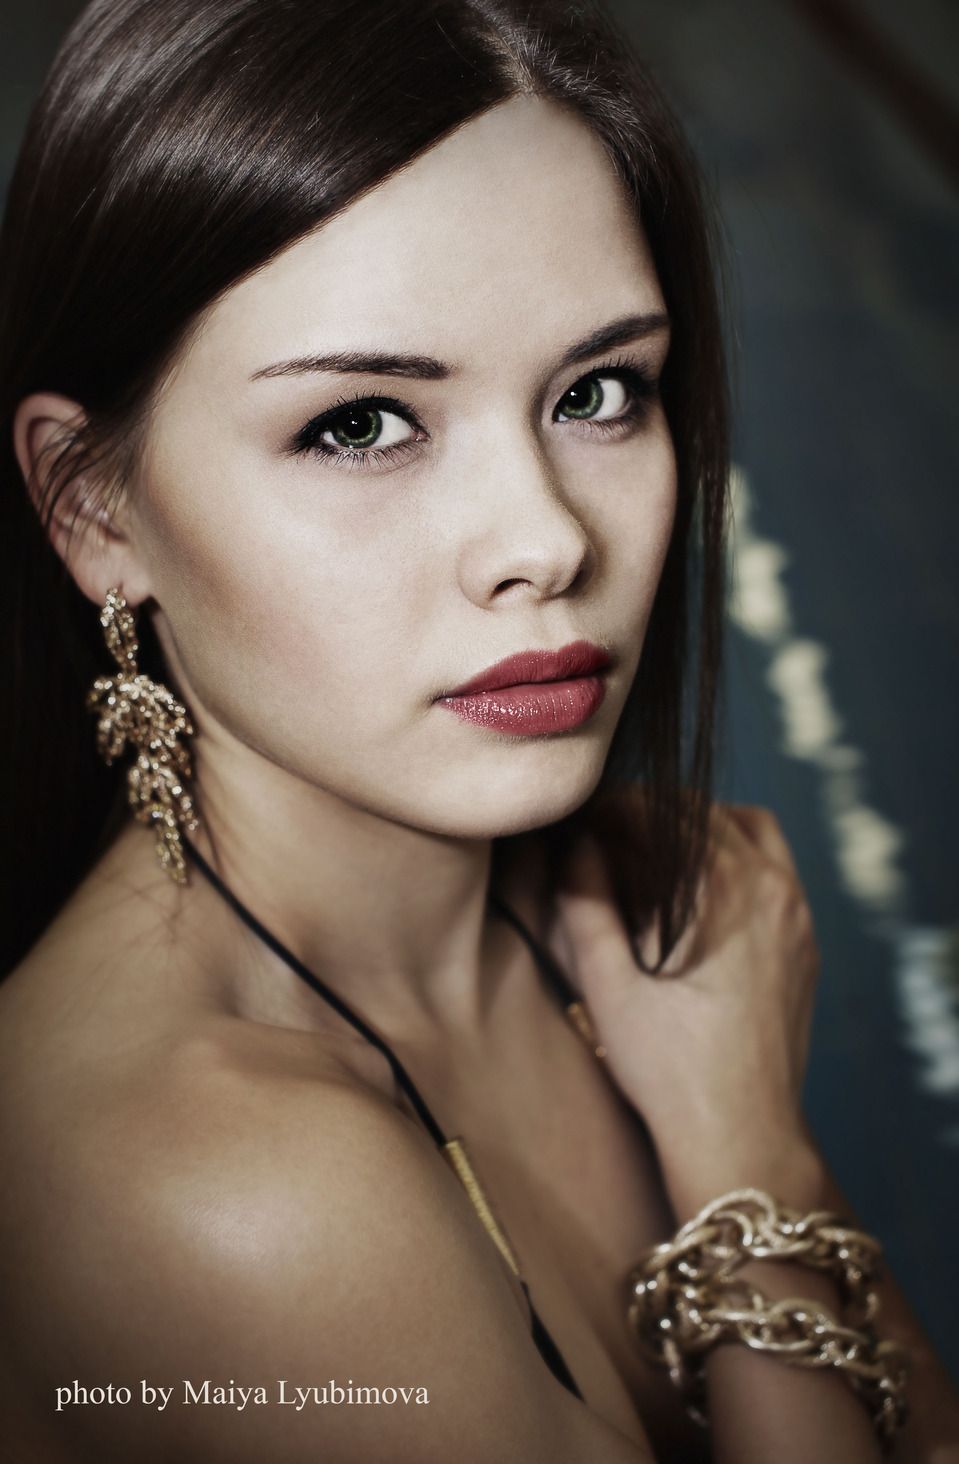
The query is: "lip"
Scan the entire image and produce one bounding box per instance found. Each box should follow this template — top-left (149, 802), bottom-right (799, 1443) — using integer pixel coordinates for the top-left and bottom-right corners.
top-left (445, 641), bottom-right (611, 697)
top-left (440, 640), bottom-right (611, 736)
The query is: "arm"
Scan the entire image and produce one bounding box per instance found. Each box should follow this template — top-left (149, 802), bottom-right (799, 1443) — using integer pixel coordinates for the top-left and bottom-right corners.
top-left (553, 798), bottom-right (959, 1464)
top-left (697, 1160), bottom-right (959, 1464)
top-left (817, 1166), bottom-right (959, 1464)
top-left (14, 1062), bottom-right (653, 1464)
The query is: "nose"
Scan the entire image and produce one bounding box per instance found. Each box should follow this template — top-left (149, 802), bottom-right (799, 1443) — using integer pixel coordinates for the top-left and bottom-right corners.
top-left (455, 429), bottom-right (592, 610)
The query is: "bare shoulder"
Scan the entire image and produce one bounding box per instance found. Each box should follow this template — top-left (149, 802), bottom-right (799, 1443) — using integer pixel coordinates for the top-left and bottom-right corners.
top-left (0, 1015), bottom-right (647, 1463)
top-left (0, 1011), bottom-right (491, 1316)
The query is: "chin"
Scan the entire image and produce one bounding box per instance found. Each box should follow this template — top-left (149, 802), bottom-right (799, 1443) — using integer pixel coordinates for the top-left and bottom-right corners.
top-left (406, 734), bottom-right (610, 842)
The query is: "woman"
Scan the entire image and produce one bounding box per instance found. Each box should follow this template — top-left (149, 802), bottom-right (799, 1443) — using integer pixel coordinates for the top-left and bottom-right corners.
top-left (0, 1), bottom-right (956, 1460)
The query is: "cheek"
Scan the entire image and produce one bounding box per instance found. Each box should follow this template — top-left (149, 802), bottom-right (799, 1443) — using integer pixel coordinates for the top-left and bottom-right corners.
top-left (131, 449), bottom-right (435, 752)
top-left (585, 422), bottom-right (678, 631)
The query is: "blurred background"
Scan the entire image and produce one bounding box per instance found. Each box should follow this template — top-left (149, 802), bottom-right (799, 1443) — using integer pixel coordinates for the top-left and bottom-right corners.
top-left (607, 0), bottom-right (959, 1380)
top-left (3, 0), bottom-right (957, 1381)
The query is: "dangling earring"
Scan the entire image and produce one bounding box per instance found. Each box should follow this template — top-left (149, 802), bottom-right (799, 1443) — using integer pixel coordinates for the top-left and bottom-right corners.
top-left (88, 588), bottom-right (198, 884)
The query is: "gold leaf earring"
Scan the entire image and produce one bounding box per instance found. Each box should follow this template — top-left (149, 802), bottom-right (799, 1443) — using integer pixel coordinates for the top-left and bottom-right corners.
top-left (88, 588), bottom-right (198, 883)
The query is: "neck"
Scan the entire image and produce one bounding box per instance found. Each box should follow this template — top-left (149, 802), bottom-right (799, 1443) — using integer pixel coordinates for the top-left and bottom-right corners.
top-left (188, 734), bottom-right (497, 1034)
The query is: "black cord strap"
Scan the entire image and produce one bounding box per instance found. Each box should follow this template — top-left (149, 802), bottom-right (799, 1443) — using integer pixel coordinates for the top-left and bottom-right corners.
top-left (186, 841), bottom-right (448, 1147)
top-left (486, 889), bottom-right (578, 1005)
top-left (184, 840), bottom-right (583, 1402)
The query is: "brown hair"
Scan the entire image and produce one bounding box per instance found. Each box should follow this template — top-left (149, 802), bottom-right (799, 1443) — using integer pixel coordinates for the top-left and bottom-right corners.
top-left (0, 0), bottom-right (728, 975)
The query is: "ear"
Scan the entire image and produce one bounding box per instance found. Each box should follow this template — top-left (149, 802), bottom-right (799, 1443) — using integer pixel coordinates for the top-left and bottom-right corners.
top-left (13, 392), bottom-right (153, 608)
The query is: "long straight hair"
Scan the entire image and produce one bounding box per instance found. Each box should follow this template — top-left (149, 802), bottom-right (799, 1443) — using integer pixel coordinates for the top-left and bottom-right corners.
top-left (0, 0), bottom-right (728, 975)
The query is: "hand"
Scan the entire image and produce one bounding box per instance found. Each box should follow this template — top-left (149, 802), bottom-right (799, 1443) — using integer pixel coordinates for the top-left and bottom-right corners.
top-left (552, 799), bottom-right (825, 1222)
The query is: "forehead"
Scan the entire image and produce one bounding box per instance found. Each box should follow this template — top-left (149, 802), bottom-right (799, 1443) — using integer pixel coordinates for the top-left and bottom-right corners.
top-left (191, 96), bottom-right (663, 375)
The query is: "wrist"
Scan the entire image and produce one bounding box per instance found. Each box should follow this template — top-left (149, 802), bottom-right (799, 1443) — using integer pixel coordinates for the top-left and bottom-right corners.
top-left (628, 1181), bottom-right (909, 1450)
top-left (661, 1132), bottom-right (827, 1227)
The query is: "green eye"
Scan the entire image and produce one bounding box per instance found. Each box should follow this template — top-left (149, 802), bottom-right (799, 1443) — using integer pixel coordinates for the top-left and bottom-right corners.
top-left (558, 378), bottom-right (604, 419)
top-left (329, 406), bottom-right (383, 449)
top-left (556, 373), bottom-right (631, 424)
top-left (295, 399), bottom-right (419, 460)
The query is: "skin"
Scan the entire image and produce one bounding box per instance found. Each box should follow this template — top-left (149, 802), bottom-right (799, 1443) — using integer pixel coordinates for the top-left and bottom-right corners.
top-left (2, 96), bottom-right (957, 1463)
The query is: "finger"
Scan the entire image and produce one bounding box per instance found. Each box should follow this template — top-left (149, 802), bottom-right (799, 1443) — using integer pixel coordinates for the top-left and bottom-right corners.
top-left (708, 801), bottom-right (752, 850)
top-left (722, 803), bottom-right (798, 875)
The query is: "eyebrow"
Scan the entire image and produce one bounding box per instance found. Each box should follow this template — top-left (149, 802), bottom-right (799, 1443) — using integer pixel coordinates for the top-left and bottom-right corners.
top-left (250, 311), bottom-right (670, 382)
top-left (557, 311), bottom-right (671, 368)
top-left (251, 350), bottom-right (450, 381)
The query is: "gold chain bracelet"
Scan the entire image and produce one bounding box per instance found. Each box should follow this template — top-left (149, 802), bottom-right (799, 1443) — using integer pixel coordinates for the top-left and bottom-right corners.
top-left (627, 1189), bottom-right (909, 1448)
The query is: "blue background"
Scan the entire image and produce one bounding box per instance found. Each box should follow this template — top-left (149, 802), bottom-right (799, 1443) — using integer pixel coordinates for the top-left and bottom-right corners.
top-left (607, 0), bottom-right (959, 1379)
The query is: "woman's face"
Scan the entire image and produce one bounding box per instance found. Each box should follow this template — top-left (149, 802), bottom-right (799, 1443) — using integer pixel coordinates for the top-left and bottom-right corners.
top-left (131, 96), bottom-right (676, 839)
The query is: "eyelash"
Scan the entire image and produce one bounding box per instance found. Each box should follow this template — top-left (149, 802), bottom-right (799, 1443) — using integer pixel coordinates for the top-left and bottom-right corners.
top-left (289, 359), bottom-right (659, 467)
top-left (289, 394), bottom-right (424, 467)
top-left (554, 358), bottom-right (659, 432)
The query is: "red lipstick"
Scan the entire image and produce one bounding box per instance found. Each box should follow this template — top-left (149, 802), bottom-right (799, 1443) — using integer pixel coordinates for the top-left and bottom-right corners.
top-left (440, 641), bottom-right (610, 735)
